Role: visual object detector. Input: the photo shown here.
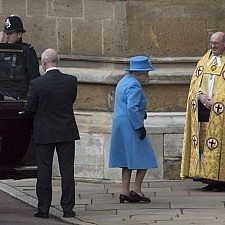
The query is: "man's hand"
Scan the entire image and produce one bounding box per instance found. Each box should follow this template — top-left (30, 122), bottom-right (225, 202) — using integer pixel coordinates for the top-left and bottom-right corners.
top-left (4, 96), bottom-right (17, 101)
top-left (198, 93), bottom-right (213, 109)
top-left (0, 31), bottom-right (8, 43)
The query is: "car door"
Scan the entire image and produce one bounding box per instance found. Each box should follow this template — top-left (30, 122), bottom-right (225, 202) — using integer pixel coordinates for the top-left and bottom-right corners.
top-left (0, 101), bottom-right (37, 180)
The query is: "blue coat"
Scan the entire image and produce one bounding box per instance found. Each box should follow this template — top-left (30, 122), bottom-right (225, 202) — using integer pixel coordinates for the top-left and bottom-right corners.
top-left (109, 73), bottom-right (158, 169)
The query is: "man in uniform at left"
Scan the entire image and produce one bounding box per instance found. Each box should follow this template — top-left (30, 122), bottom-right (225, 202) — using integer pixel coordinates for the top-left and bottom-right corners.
top-left (0, 15), bottom-right (40, 166)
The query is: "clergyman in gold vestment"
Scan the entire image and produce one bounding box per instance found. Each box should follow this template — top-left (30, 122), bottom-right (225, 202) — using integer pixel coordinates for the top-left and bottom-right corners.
top-left (181, 32), bottom-right (225, 191)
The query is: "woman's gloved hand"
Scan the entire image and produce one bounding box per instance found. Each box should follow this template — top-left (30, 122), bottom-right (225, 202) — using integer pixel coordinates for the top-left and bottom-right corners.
top-left (144, 111), bottom-right (147, 120)
top-left (137, 126), bottom-right (146, 140)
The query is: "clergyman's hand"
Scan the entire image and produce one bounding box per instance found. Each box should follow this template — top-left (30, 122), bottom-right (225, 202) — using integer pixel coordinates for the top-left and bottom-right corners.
top-left (198, 93), bottom-right (212, 109)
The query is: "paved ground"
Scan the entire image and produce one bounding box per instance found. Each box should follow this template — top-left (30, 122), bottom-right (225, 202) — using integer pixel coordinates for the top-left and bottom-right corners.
top-left (0, 189), bottom-right (72, 225)
top-left (1, 179), bottom-right (225, 225)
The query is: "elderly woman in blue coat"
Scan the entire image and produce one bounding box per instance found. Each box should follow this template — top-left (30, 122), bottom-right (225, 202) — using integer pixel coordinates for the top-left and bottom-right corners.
top-left (109, 56), bottom-right (158, 203)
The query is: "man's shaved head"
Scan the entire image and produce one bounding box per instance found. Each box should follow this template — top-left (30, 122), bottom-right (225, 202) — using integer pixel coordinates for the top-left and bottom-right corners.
top-left (41, 48), bottom-right (58, 63)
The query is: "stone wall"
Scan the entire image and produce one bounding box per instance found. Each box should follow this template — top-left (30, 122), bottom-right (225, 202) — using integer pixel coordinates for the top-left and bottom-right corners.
top-left (0, 0), bottom-right (225, 57)
top-left (52, 111), bottom-right (185, 181)
top-left (52, 62), bottom-right (192, 181)
top-left (59, 59), bottom-right (194, 112)
top-left (1, 0), bottom-right (219, 180)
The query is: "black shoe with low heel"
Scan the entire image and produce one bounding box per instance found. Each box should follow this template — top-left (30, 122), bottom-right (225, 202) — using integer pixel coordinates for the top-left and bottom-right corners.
top-left (130, 190), bottom-right (151, 203)
top-left (63, 210), bottom-right (76, 218)
top-left (201, 184), bottom-right (214, 191)
top-left (119, 194), bottom-right (138, 203)
top-left (34, 211), bottom-right (49, 219)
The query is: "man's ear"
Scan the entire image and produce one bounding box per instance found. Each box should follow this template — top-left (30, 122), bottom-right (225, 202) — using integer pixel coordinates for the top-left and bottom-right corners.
top-left (42, 61), bottom-right (47, 71)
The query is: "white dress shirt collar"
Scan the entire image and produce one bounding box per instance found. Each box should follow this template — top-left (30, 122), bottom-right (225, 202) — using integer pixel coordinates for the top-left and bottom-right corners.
top-left (46, 67), bottom-right (58, 73)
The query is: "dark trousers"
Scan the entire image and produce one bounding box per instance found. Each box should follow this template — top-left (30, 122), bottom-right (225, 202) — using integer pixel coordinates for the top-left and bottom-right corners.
top-left (36, 141), bottom-right (75, 214)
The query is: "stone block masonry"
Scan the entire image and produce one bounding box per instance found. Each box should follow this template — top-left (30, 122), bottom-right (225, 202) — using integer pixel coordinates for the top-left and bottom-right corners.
top-left (1, 0), bottom-right (225, 57)
top-left (1, 0), bottom-right (218, 180)
top-left (52, 111), bottom-right (185, 181)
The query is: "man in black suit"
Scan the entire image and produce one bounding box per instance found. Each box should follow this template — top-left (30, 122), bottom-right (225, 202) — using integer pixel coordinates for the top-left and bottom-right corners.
top-left (24, 48), bottom-right (80, 218)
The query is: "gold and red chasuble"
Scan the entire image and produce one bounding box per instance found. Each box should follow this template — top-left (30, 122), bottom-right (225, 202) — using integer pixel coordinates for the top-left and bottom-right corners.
top-left (181, 50), bottom-right (225, 181)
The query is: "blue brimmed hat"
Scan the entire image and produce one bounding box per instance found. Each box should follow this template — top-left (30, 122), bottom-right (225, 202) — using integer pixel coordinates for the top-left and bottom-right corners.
top-left (126, 55), bottom-right (154, 72)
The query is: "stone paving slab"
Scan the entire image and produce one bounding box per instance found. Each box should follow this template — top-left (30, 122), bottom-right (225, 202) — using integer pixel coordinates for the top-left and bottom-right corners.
top-left (106, 186), bottom-right (172, 194)
top-left (176, 214), bottom-right (219, 220)
top-left (76, 209), bottom-right (117, 216)
top-left (169, 197), bottom-right (225, 208)
top-left (189, 189), bottom-right (225, 196)
top-left (87, 202), bottom-right (170, 211)
top-left (79, 192), bottom-right (114, 199)
top-left (77, 214), bottom-right (131, 222)
top-left (117, 208), bottom-right (181, 216)
top-left (94, 222), bottom-right (152, 225)
top-left (147, 180), bottom-right (204, 188)
top-left (155, 190), bottom-right (190, 197)
top-left (130, 214), bottom-right (173, 221)
top-left (1, 179), bottom-right (225, 225)
top-left (182, 208), bottom-right (225, 215)
top-left (76, 189), bottom-right (108, 195)
top-left (156, 222), bottom-right (225, 225)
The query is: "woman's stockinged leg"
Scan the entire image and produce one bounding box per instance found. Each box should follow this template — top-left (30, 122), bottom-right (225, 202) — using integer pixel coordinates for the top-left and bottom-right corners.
top-left (130, 169), bottom-right (151, 203)
top-left (122, 167), bottom-right (132, 196)
top-left (133, 169), bottom-right (147, 195)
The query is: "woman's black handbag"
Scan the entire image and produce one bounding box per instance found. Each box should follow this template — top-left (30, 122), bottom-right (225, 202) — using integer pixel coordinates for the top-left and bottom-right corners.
top-left (198, 100), bottom-right (210, 122)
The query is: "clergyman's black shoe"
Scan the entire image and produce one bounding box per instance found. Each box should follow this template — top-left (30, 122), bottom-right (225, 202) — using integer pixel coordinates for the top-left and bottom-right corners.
top-left (34, 211), bottom-right (49, 219)
top-left (201, 184), bottom-right (214, 191)
top-left (212, 185), bottom-right (225, 192)
top-left (63, 211), bottom-right (76, 218)
top-left (201, 184), bottom-right (225, 192)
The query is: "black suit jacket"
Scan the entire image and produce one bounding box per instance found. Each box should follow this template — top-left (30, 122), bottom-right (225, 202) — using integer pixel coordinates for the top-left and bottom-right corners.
top-left (24, 69), bottom-right (80, 144)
